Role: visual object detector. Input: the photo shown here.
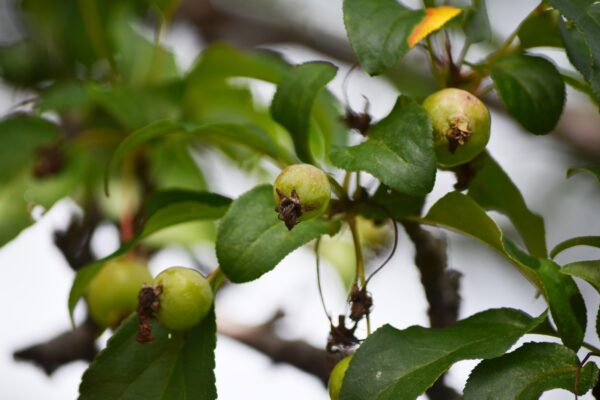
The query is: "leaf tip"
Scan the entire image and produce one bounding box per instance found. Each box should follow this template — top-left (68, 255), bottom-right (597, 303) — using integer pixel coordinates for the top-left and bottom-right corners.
top-left (408, 6), bottom-right (462, 48)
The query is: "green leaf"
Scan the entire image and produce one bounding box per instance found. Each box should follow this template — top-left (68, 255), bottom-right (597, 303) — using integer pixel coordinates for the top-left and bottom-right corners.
top-left (343, 0), bottom-right (425, 75)
top-left (106, 119), bottom-right (280, 193)
top-left (270, 61), bottom-right (337, 163)
top-left (550, 0), bottom-right (600, 102)
top-left (339, 308), bottom-right (545, 400)
top-left (110, 13), bottom-right (179, 85)
top-left (68, 190), bottom-right (230, 323)
top-left (561, 260), bottom-right (600, 294)
top-left (357, 185), bottom-right (424, 222)
top-left (538, 259), bottom-right (586, 350)
top-left (551, 236), bottom-right (600, 258)
top-left (597, 305), bottom-right (600, 340)
top-left (559, 19), bottom-right (593, 82)
top-left (567, 165), bottom-right (600, 183)
top-left (468, 152), bottom-right (547, 257)
top-left (420, 192), bottom-right (542, 287)
top-left (216, 185), bottom-right (341, 283)
top-left (491, 54), bottom-right (566, 135)
top-left (186, 44), bottom-right (288, 84)
top-left (79, 310), bottom-right (216, 400)
top-left (517, 7), bottom-right (563, 49)
top-left (463, 342), bottom-right (599, 399)
top-left (330, 96), bottom-right (436, 197)
top-left (88, 82), bottom-right (183, 131)
top-left (0, 114), bottom-right (60, 184)
top-left (463, 0), bottom-right (492, 44)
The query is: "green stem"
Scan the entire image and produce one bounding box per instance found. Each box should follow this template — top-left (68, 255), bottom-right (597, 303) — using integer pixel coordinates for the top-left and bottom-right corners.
top-left (480, 2), bottom-right (543, 69)
top-left (208, 267), bottom-right (226, 292)
top-left (348, 216), bottom-right (371, 335)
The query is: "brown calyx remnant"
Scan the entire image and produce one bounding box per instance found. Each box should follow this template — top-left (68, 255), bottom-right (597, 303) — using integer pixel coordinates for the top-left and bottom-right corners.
top-left (348, 283), bottom-right (373, 322)
top-left (136, 284), bottom-right (162, 344)
top-left (447, 118), bottom-right (472, 154)
top-left (33, 143), bottom-right (64, 178)
top-left (343, 109), bottom-right (372, 136)
top-left (275, 188), bottom-right (316, 231)
top-left (326, 315), bottom-right (360, 354)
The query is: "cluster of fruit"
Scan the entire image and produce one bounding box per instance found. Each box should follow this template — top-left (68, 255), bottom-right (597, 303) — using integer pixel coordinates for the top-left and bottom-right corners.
top-left (86, 87), bottom-right (489, 398)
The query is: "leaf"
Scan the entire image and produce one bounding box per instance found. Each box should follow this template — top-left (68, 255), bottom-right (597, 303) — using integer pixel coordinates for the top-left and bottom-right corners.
top-left (561, 260), bottom-right (600, 294)
top-left (357, 185), bottom-right (424, 222)
top-left (106, 119), bottom-right (280, 193)
top-left (491, 54), bottom-right (566, 135)
top-left (0, 114), bottom-right (60, 184)
top-left (68, 190), bottom-right (230, 322)
top-left (420, 192), bottom-right (542, 287)
top-left (567, 166), bottom-right (600, 183)
top-left (79, 310), bottom-right (216, 400)
top-left (468, 152), bottom-right (547, 257)
top-left (462, 0), bottom-right (492, 44)
top-left (343, 0), bottom-right (425, 75)
top-left (408, 6), bottom-right (462, 47)
top-left (538, 259), bottom-right (586, 350)
top-left (88, 82), bottom-right (183, 131)
top-left (140, 191), bottom-right (231, 239)
top-left (517, 7), bottom-right (563, 49)
top-left (549, 0), bottom-right (600, 102)
top-left (330, 96), bottom-right (436, 197)
top-left (559, 19), bottom-right (593, 82)
top-left (339, 308), bottom-right (545, 400)
top-left (216, 185), bottom-right (341, 283)
top-left (597, 305), bottom-right (600, 340)
top-left (463, 342), bottom-right (599, 399)
top-left (110, 13), bottom-right (179, 85)
top-left (270, 62), bottom-right (337, 163)
top-left (187, 44), bottom-right (288, 84)
top-left (551, 236), bottom-right (600, 258)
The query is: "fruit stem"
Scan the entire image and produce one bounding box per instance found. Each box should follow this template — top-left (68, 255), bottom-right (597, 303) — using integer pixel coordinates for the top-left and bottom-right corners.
top-left (207, 267), bottom-right (226, 292)
top-left (314, 238), bottom-right (332, 323)
top-left (348, 216), bottom-right (371, 335)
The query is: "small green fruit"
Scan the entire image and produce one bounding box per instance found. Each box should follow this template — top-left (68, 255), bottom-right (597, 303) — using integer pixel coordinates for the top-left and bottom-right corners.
top-left (422, 88), bottom-right (491, 168)
top-left (356, 216), bottom-right (391, 252)
top-left (274, 164), bottom-right (331, 230)
top-left (154, 267), bottom-right (213, 331)
top-left (87, 258), bottom-right (152, 329)
top-left (329, 355), bottom-right (353, 400)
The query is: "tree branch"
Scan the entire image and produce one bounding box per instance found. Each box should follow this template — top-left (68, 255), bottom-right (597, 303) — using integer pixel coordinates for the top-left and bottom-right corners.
top-left (402, 221), bottom-right (462, 400)
top-left (13, 319), bottom-right (98, 375)
top-left (217, 311), bottom-right (333, 386)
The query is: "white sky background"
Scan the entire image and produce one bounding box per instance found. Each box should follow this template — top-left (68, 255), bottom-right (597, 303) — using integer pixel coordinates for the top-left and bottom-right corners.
top-left (1, 0), bottom-right (600, 399)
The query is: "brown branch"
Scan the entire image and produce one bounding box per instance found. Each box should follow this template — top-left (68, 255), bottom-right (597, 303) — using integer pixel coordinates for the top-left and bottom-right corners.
top-left (402, 221), bottom-right (462, 400)
top-left (13, 319), bottom-right (99, 375)
top-left (217, 312), bottom-right (333, 386)
top-left (53, 207), bottom-right (99, 271)
top-left (175, 0), bottom-right (355, 63)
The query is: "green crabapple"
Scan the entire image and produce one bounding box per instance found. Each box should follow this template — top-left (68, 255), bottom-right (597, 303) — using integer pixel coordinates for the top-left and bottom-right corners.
top-left (86, 257), bottom-right (152, 329)
top-left (274, 164), bottom-right (331, 230)
top-left (421, 88), bottom-right (491, 168)
top-left (153, 267), bottom-right (214, 331)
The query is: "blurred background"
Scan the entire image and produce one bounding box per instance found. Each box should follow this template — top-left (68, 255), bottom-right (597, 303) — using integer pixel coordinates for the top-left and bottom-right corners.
top-left (1, 0), bottom-right (600, 398)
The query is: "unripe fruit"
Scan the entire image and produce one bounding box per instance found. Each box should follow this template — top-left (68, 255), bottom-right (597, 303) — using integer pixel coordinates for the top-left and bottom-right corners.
top-left (422, 88), bottom-right (491, 168)
top-left (153, 267), bottom-right (213, 331)
top-left (274, 164), bottom-right (331, 230)
top-left (329, 355), bottom-right (353, 400)
top-left (356, 216), bottom-right (391, 252)
top-left (87, 258), bottom-right (152, 329)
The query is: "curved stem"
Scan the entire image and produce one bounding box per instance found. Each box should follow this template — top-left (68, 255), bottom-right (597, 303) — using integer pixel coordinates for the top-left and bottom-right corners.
top-left (365, 219), bottom-right (399, 285)
top-left (348, 216), bottom-right (371, 335)
top-left (314, 238), bottom-right (332, 323)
